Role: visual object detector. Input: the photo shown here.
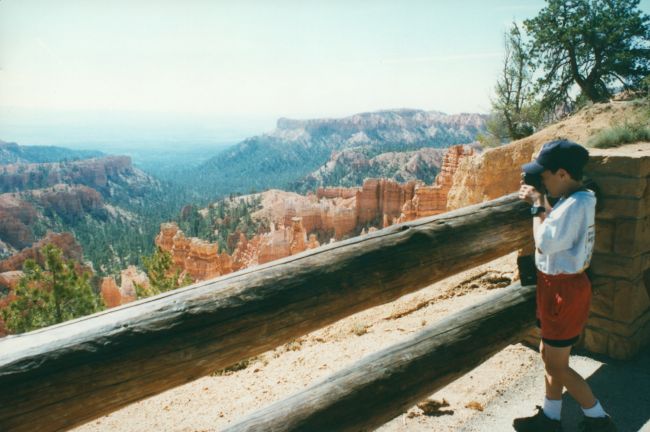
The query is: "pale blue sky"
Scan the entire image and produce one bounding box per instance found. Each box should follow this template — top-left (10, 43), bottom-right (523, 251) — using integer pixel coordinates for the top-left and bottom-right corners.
top-left (1, 0), bottom-right (648, 148)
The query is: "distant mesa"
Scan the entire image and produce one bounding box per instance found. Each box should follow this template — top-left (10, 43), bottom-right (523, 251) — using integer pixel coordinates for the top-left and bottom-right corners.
top-left (0, 140), bottom-right (103, 165)
top-left (193, 109), bottom-right (487, 197)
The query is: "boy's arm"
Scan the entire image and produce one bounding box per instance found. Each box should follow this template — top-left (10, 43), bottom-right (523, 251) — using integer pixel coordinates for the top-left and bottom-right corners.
top-left (519, 184), bottom-right (549, 228)
top-left (532, 194), bottom-right (551, 242)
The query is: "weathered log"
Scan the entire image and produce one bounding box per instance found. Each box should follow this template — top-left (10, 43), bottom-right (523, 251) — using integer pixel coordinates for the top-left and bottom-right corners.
top-left (0, 193), bottom-right (531, 432)
top-left (227, 283), bottom-right (536, 431)
top-left (225, 283), bottom-right (537, 432)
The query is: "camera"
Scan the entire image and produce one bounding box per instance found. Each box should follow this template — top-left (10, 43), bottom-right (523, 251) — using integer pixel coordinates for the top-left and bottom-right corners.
top-left (522, 172), bottom-right (543, 191)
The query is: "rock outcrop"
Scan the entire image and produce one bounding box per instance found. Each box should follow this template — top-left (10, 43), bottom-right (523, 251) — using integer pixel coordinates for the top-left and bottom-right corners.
top-left (32, 185), bottom-right (107, 224)
top-left (100, 266), bottom-right (147, 308)
top-left (254, 190), bottom-right (358, 239)
top-left (317, 187), bottom-right (358, 200)
top-left (155, 218), bottom-right (322, 281)
top-left (197, 109), bottom-right (487, 197)
top-left (155, 223), bottom-right (227, 281)
top-left (0, 232), bottom-right (84, 273)
top-left (153, 144), bottom-right (474, 283)
top-left (0, 185), bottom-right (108, 252)
top-left (0, 270), bottom-right (22, 291)
top-left (100, 277), bottom-right (123, 308)
top-left (0, 156), bottom-right (134, 194)
top-left (355, 179), bottom-right (420, 226)
top-left (298, 147), bottom-right (447, 191)
top-left (151, 144), bottom-right (474, 285)
top-left (0, 193), bottom-right (39, 251)
top-left (447, 101), bottom-right (641, 209)
top-left (399, 144), bottom-right (475, 221)
top-left (185, 239), bottom-right (221, 281)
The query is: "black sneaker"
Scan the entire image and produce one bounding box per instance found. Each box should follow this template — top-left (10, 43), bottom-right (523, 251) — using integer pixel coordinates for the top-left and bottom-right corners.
top-left (513, 406), bottom-right (563, 432)
top-left (578, 415), bottom-right (617, 432)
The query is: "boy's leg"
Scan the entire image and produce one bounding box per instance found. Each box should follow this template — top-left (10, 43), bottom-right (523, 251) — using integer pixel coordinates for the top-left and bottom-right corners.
top-left (540, 340), bottom-right (563, 400)
top-left (512, 340), bottom-right (566, 431)
top-left (541, 341), bottom-right (596, 409)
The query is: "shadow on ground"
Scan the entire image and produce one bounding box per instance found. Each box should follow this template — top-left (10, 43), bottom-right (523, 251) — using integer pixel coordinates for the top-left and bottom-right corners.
top-left (561, 345), bottom-right (650, 432)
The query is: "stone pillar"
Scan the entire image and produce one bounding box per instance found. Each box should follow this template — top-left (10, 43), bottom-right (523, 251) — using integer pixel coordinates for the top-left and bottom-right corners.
top-left (581, 143), bottom-right (650, 359)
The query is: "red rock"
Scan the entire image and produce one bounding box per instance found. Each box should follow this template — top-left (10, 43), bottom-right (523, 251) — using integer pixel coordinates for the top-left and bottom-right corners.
top-left (185, 239), bottom-right (221, 281)
top-left (156, 223), bottom-right (224, 282)
top-left (0, 193), bottom-right (38, 249)
top-left (171, 231), bottom-right (192, 270)
top-left (258, 223), bottom-right (292, 264)
top-left (120, 265), bottom-right (147, 302)
top-left (155, 223), bottom-right (178, 252)
top-left (397, 145), bottom-right (474, 221)
top-left (101, 266), bottom-right (148, 308)
top-left (101, 277), bottom-right (123, 308)
top-left (0, 271), bottom-right (23, 291)
top-left (150, 146), bottom-right (473, 284)
top-left (0, 156), bottom-right (133, 193)
top-left (0, 232), bottom-right (84, 273)
top-left (317, 187), bottom-right (358, 199)
top-left (32, 185), bottom-right (105, 223)
top-left (356, 179), bottom-right (419, 226)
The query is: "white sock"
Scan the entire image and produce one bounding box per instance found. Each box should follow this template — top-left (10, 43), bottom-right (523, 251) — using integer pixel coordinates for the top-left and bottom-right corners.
top-left (582, 400), bottom-right (608, 418)
top-left (543, 397), bottom-right (562, 420)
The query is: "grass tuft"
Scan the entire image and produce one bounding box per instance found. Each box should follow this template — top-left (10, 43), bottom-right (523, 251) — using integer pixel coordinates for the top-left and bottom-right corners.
top-left (587, 122), bottom-right (650, 148)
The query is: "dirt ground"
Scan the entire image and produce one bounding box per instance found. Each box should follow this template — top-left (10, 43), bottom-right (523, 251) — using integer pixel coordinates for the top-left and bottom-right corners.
top-left (73, 252), bottom-right (545, 432)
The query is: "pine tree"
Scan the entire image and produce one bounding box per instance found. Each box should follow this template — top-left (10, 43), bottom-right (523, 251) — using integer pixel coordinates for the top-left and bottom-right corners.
top-left (525, 0), bottom-right (650, 109)
top-left (2, 244), bottom-right (103, 334)
top-left (491, 23), bottom-right (541, 142)
top-left (136, 247), bottom-right (191, 298)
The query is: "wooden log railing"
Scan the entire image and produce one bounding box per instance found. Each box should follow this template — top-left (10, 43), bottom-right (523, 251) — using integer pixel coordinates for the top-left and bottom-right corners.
top-left (225, 283), bottom-right (537, 432)
top-left (0, 193), bottom-right (531, 432)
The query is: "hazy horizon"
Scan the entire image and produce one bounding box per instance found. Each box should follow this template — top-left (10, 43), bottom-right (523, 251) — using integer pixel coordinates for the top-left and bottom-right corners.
top-left (2, 0), bottom-right (649, 151)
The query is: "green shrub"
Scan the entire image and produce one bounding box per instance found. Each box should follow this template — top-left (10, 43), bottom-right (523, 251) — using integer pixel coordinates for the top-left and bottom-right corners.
top-left (2, 245), bottom-right (103, 334)
top-left (587, 123), bottom-right (650, 148)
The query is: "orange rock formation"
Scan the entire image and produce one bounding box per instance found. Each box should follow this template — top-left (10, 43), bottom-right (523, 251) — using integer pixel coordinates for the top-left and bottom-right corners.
top-left (0, 232), bottom-right (84, 273)
top-left (100, 265), bottom-right (146, 308)
top-left (445, 102), bottom-right (640, 210)
top-left (100, 277), bottom-right (122, 308)
top-left (150, 144), bottom-right (473, 285)
top-left (399, 144), bottom-right (475, 221)
top-left (154, 217), bottom-right (322, 281)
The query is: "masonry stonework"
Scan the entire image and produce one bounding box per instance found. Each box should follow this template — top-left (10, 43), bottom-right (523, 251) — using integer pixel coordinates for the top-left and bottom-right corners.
top-left (581, 143), bottom-right (650, 359)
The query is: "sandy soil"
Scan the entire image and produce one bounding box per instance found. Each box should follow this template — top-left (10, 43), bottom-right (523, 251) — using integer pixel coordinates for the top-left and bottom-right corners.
top-left (73, 252), bottom-right (542, 432)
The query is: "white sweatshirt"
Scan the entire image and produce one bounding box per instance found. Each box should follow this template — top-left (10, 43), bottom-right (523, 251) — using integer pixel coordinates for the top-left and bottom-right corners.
top-left (534, 190), bottom-right (596, 275)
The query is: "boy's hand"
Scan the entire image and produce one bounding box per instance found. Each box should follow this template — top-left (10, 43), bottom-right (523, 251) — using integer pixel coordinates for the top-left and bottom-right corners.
top-left (519, 184), bottom-right (542, 206)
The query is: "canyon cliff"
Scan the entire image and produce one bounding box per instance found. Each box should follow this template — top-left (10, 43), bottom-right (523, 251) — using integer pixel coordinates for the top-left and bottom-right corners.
top-left (192, 110), bottom-right (486, 197)
top-left (152, 144), bottom-right (476, 285)
top-left (447, 101), bottom-right (639, 209)
top-left (0, 156), bottom-right (135, 194)
top-left (0, 149), bottom-right (167, 275)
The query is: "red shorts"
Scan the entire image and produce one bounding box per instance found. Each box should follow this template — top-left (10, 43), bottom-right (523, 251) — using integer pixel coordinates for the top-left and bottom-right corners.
top-left (536, 271), bottom-right (592, 342)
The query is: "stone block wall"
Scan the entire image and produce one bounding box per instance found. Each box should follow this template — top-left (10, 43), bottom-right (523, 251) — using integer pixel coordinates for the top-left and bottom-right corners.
top-left (581, 143), bottom-right (650, 359)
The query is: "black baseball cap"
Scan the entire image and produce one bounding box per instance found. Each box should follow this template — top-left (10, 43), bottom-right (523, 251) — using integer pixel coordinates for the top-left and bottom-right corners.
top-left (522, 139), bottom-right (589, 175)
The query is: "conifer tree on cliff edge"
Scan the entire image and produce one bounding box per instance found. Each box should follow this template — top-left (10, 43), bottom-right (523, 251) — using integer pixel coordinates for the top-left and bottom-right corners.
top-left (525, 0), bottom-right (650, 110)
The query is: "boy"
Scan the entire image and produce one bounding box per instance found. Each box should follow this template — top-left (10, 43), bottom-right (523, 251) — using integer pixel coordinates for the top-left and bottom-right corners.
top-left (514, 139), bottom-right (616, 432)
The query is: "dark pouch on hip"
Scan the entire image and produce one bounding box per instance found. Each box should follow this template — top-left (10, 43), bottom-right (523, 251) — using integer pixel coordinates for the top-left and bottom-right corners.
top-left (517, 254), bottom-right (537, 286)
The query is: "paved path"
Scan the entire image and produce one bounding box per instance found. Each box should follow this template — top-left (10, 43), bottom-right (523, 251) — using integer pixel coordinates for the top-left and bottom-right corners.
top-left (460, 345), bottom-right (650, 432)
